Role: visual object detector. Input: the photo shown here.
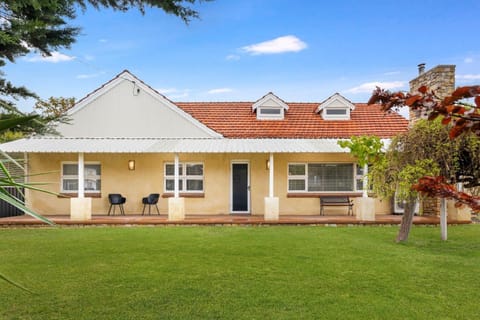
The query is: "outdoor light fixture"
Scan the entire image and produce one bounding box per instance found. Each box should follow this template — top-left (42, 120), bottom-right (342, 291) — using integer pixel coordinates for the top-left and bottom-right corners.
top-left (266, 160), bottom-right (270, 170)
top-left (128, 160), bottom-right (135, 171)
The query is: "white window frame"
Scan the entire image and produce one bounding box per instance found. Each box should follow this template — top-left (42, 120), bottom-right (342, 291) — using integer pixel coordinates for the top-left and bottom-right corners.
top-left (287, 162), bottom-right (362, 193)
top-left (257, 107), bottom-right (284, 120)
top-left (164, 162), bottom-right (204, 193)
top-left (322, 107), bottom-right (350, 120)
top-left (61, 162), bottom-right (101, 193)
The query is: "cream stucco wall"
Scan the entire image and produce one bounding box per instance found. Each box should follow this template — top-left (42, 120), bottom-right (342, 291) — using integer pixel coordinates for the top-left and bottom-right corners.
top-left (26, 152), bottom-right (393, 216)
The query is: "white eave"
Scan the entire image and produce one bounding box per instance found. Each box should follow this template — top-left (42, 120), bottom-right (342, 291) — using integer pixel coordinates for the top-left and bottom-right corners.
top-left (252, 92), bottom-right (289, 112)
top-left (315, 92), bottom-right (356, 113)
top-left (0, 137), bottom-right (391, 153)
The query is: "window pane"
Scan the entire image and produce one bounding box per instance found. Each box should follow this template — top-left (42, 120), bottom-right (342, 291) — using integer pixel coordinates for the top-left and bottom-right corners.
top-left (288, 164), bottom-right (305, 176)
top-left (307, 164), bottom-right (323, 191)
top-left (187, 180), bottom-right (203, 191)
top-left (356, 166), bottom-right (364, 176)
top-left (165, 179), bottom-right (174, 191)
top-left (85, 164), bottom-right (101, 176)
top-left (186, 164), bottom-right (203, 176)
top-left (289, 179), bottom-right (305, 191)
top-left (260, 108), bottom-right (281, 115)
top-left (165, 164), bottom-right (183, 176)
top-left (63, 179), bottom-right (78, 191)
top-left (165, 164), bottom-right (174, 176)
top-left (63, 164), bottom-right (78, 175)
top-left (356, 179), bottom-right (364, 191)
top-left (326, 108), bottom-right (347, 115)
top-left (308, 164), bottom-right (353, 192)
top-left (166, 179), bottom-right (183, 191)
top-left (85, 179), bottom-right (100, 191)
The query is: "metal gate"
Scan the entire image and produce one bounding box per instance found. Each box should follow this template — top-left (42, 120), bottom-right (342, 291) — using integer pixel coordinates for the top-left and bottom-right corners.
top-left (0, 187), bottom-right (25, 218)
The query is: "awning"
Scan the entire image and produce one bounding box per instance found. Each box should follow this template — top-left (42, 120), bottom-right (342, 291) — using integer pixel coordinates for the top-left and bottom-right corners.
top-left (0, 137), bottom-right (391, 153)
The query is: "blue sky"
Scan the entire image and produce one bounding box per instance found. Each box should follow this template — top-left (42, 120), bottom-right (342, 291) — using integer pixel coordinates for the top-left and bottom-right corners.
top-left (6, 0), bottom-right (480, 113)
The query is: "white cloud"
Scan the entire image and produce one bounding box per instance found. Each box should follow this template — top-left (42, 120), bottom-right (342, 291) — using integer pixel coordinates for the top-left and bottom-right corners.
top-left (76, 71), bottom-right (105, 79)
top-left (464, 57), bottom-right (474, 63)
top-left (99, 39), bottom-right (108, 43)
top-left (207, 88), bottom-right (233, 94)
top-left (345, 81), bottom-right (405, 94)
top-left (242, 35), bottom-right (307, 55)
top-left (26, 51), bottom-right (75, 63)
top-left (226, 54), bottom-right (240, 61)
top-left (456, 74), bottom-right (480, 82)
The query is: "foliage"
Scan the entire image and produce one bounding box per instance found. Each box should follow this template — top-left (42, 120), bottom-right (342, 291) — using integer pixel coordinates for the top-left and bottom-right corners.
top-left (79, 0), bottom-right (209, 22)
top-left (369, 85), bottom-right (480, 139)
top-left (370, 155), bottom-right (439, 201)
top-left (0, 0), bottom-right (209, 114)
top-left (369, 85), bottom-right (480, 211)
top-left (2, 226), bottom-right (480, 319)
top-left (0, 129), bottom-right (24, 142)
top-left (414, 176), bottom-right (480, 211)
top-left (34, 96), bottom-right (75, 119)
top-left (338, 135), bottom-right (383, 167)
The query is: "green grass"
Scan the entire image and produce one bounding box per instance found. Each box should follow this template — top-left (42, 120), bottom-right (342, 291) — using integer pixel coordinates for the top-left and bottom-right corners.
top-left (1, 225), bottom-right (479, 319)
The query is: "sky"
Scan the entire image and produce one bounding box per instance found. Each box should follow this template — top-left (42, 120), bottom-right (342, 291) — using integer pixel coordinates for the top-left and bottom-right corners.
top-left (5, 0), bottom-right (480, 114)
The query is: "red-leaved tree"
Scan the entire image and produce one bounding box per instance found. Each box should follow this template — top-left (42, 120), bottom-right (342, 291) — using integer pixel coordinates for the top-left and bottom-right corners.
top-left (369, 85), bottom-right (480, 211)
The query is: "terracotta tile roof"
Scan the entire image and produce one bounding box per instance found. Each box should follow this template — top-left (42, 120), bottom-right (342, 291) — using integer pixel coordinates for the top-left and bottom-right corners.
top-left (175, 102), bottom-right (408, 138)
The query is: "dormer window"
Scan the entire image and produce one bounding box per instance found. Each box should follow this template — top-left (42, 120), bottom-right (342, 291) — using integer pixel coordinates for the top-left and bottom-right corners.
top-left (252, 92), bottom-right (289, 120)
top-left (316, 93), bottom-right (355, 120)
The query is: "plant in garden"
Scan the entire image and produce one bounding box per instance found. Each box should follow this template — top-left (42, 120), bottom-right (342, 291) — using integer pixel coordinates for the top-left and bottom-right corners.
top-left (338, 135), bottom-right (383, 197)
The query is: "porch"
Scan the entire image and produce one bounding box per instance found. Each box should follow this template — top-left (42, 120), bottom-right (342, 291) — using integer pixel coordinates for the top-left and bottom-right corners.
top-left (0, 214), bottom-right (471, 227)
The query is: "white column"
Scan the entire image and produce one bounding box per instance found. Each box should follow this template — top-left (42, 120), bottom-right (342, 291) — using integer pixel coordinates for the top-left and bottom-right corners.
top-left (70, 152), bottom-right (91, 220)
top-left (362, 164), bottom-right (368, 198)
top-left (264, 153), bottom-right (279, 221)
top-left (78, 152), bottom-right (84, 198)
top-left (169, 153), bottom-right (185, 221)
top-left (440, 197), bottom-right (447, 241)
top-left (174, 153), bottom-right (179, 198)
top-left (269, 153), bottom-right (274, 198)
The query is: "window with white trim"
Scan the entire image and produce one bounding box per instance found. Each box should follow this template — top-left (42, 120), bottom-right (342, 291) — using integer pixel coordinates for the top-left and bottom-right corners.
top-left (323, 107), bottom-right (349, 120)
top-left (257, 107), bottom-right (284, 120)
top-left (164, 163), bottom-right (204, 192)
top-left (288, 163), bottom-right (357, 192)
top-left (61, 162), bottom-right (101, 193)
top-left (355, 165), bottom-right (373, 191)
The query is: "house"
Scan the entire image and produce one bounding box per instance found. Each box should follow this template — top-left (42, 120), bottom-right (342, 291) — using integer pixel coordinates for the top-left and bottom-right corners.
top-left (0, 70), bottom-right (409, 220)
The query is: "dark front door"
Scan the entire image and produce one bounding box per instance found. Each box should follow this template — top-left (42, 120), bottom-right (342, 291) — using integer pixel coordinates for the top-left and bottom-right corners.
top-left (232, 163), bottom-right (249, 213)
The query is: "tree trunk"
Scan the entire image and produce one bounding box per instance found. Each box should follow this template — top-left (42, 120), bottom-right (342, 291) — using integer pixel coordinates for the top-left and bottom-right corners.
top-left (396, 197), bottom-right (416, 243)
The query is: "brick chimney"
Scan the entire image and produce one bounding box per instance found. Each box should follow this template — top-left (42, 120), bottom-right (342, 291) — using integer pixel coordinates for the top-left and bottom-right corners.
top-left (408, 64), bottom-right (456, 216)
top-left (409, 64), bottom-right (455, 100)
top-left (408, 64), bottom-right (456, 125)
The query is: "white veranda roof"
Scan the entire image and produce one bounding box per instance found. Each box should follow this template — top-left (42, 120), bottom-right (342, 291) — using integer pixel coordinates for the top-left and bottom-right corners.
top-left (0, 137), bottom-right (391, 154)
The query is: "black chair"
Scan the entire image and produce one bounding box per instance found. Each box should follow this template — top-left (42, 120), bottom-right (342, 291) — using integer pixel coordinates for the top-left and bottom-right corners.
top-left (142, 193), bottom-right (160, 215)
top-left (108, 193), bottom-right (126, 216)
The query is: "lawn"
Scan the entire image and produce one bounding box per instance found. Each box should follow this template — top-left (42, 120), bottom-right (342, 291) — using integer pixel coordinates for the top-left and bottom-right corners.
top-left (1, 225), bottom-right (479, 319)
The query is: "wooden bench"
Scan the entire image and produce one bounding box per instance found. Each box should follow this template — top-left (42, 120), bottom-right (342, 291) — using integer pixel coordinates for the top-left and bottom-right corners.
top-left (320, 196), bottom-right (354, 216)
